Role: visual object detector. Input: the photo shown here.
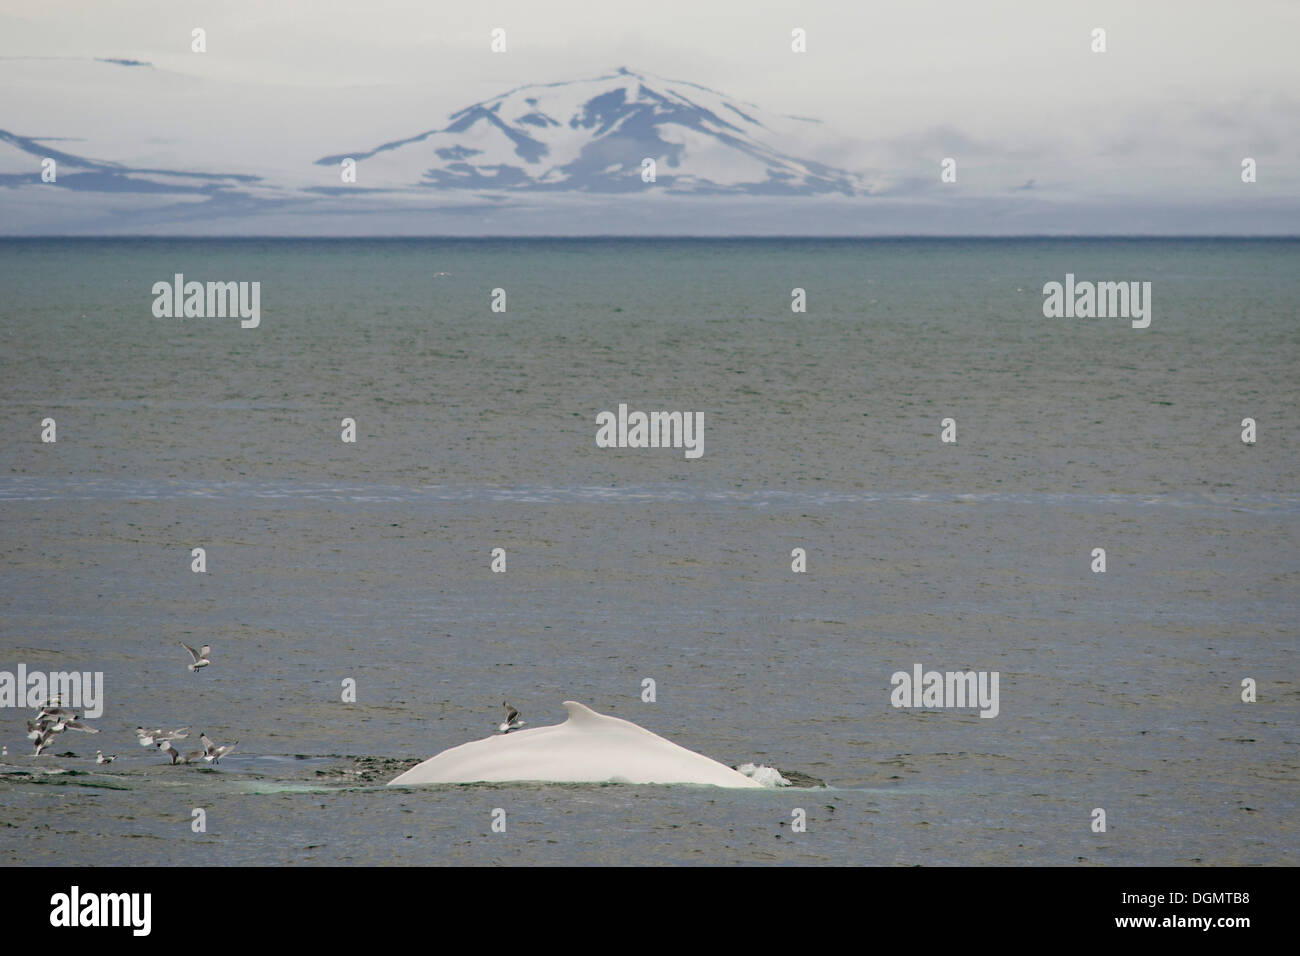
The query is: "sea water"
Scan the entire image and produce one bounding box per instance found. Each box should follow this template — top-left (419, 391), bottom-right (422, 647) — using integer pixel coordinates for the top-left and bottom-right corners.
top-left (0, 238), bottom-right (1295, 865)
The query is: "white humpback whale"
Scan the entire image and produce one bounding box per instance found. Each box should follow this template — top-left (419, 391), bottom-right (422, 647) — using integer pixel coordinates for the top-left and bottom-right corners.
top-left (390, 700), bottom-right (763, 788)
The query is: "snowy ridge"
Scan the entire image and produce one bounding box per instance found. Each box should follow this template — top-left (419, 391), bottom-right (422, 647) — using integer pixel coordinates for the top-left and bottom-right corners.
top-left (316, 67), bottom-right (865, 196)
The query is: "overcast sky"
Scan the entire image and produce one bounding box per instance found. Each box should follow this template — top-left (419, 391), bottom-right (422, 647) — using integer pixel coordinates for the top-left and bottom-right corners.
top-left (1, 0), bottom-right (1297, 234)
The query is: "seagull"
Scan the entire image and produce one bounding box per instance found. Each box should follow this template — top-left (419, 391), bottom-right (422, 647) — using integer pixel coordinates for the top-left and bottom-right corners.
top-left (33, 706), bottom-right (73, 722)
top-left (137, 727), bottom-right (188, 747)
top-left (158, 739), bottom-right (186, 764)
top-left (179, 641), bottom-right (211, 672)
top-left (95, 751), bottom-right (116, 764)
top-left (30, 708), bottom-right (88, 737)
top-left (199, 733), bottom-right (237, 763)
top-left (498, 702), bottom-right (525, 733)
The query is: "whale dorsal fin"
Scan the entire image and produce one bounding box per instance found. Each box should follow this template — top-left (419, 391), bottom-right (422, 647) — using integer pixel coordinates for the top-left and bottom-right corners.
top-left (561, 700), bottom-right (605, 725)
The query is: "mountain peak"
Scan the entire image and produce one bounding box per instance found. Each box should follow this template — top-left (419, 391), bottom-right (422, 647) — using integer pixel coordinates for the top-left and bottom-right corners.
top-left (317, 69), bottom-right (862, 197)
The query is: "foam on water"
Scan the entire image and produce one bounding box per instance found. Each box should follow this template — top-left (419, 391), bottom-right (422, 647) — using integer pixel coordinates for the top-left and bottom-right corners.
top-left (1, 476), bottom-right (1294, 514)
top-left (736, 763), bottom-right (793, 787)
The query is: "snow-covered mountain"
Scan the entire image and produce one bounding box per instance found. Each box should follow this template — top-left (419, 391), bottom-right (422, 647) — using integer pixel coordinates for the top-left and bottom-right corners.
top-left (0, 60), bottom-right (881, 232)
top-left (315, 68), bottom-right (865, 197)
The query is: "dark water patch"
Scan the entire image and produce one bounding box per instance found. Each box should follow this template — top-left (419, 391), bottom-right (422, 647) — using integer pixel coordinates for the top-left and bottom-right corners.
top-left (778, 770), bottom-right (827, 788)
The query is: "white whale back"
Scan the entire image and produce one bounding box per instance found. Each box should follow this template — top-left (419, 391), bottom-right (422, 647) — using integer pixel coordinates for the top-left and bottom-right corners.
top-left (389, 700), bottom-right (762, 788)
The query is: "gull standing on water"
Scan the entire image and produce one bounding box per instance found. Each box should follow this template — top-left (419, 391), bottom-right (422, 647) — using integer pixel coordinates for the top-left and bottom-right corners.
top-left (96, 751), bottom-right (116, 764)
top-left (179, 642), bottom-right (211, 672)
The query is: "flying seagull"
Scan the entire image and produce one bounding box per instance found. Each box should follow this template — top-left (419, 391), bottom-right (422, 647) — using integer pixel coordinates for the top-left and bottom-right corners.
top-left (136, 727), bottom-right (188, 747)
top-left (199, 733), bottom-right (237, 763)
top-left (499, 702), bottom-right (525, 733)
top-left (179, 642), bottom-right (211, 672)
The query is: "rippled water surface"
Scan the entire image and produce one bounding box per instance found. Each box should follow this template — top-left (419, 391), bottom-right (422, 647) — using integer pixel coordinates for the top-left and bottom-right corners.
top-left (0, 239), bottom-right (1296, 865)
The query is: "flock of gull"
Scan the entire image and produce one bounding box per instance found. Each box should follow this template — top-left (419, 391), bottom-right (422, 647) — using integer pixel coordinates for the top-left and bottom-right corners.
top-left (137, 727), bottom-right (237, 765)
top-left (13, 644), bottom-right (508, 767)
top-left (25, 701), bottom-right (100, 756)
top-left (9, 641), bottom-right (235, 767)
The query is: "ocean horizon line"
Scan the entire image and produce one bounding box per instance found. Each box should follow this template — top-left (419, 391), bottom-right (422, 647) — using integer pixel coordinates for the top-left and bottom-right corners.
top-left (3, 234), bottom-right (1299, 242)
